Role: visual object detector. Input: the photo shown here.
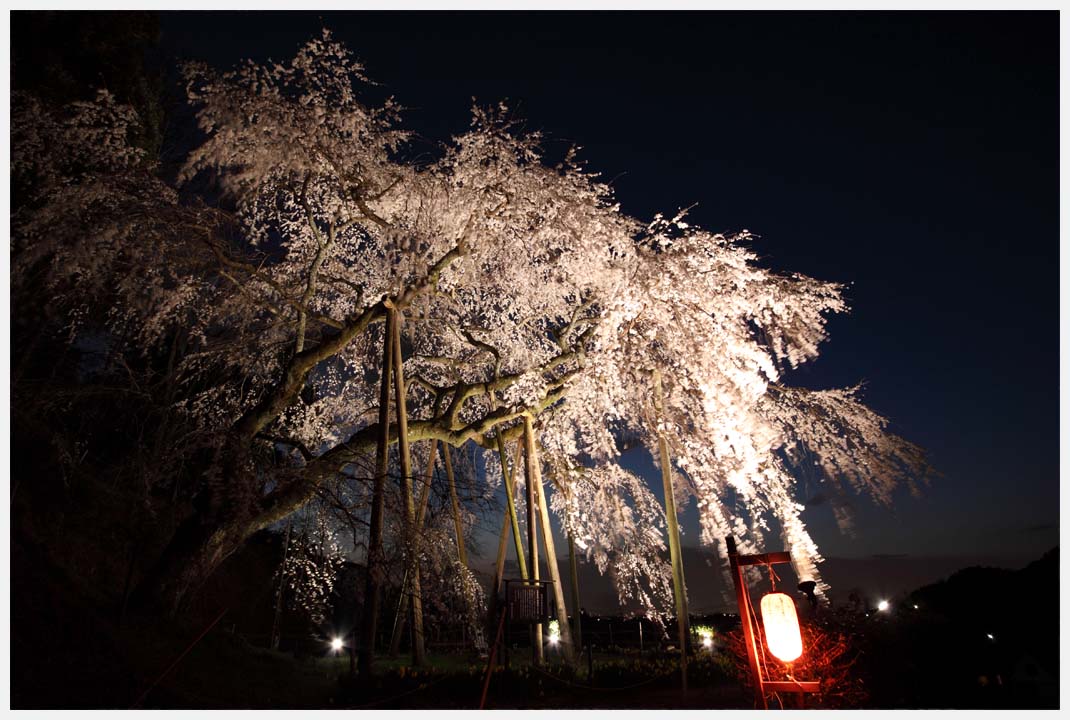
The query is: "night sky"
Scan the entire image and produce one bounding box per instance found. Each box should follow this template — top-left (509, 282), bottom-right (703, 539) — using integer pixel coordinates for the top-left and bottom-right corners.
top-left (158, 11), bottom-right (1059, 603)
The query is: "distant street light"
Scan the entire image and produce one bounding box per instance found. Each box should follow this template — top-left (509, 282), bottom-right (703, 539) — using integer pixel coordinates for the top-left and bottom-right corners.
top-left (547, 619), bottom-right (561, 647)
top-left (331, 637), bottom-right (344, 652)
top-left (877, 600), bottom-right (890, 612)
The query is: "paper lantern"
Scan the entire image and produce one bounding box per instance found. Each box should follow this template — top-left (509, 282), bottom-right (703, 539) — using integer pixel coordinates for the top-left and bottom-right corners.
top-left (760, 592), bottom-right (803, 662)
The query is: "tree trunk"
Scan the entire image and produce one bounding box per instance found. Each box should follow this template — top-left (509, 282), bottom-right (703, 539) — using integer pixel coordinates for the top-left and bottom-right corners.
top-left (133, 435), bottom-right (262, 617)
top-left (133, 501), bottom-right (249, 618)
top-left (358, 308), bottom-right (395, 677)
top-left (391, 308), bottom-right (426, 667)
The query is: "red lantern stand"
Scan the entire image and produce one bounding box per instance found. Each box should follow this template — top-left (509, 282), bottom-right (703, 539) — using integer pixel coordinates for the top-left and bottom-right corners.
top-left (725, 535), bottom-right (820, 709)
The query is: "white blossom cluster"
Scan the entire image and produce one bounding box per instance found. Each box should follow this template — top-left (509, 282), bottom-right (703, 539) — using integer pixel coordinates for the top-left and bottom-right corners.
top-left (278, 515), bottom-right (347, 626)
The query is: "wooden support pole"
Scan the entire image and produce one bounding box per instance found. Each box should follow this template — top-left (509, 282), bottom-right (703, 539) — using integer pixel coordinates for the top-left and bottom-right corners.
top-left (496, 429), bottom-right (529, 582)
top-left (442, 443), bottom-right (478, 649)
top-left (490, 439), bottom-right (525, 590)
top-left (389, 439), bottom-right (438, 658)
top-left (727, 535), bottom-right (767, 709)
top-left (479, 608), bottom-right (509, 710)
top-left (416, 440), bottom-right (437, 528)
top-left (442, 444), bottom-right (468, 567)
top-left (358, 306), bottom-right (395, 678)
top-left (522, 417), bottom-right (543, 666)
top-left (653, 368), bottom-right (690, 694)
top-left (491, 507), bottom-right (510, 596)
top-left (527, 421), bottom-right (575, 663)
top-left (391, 308), bottom-right (425, 667)
top-left (567, 529), bottom-right (583, 654)
top-left (488, 439), bottom-right (524, 636)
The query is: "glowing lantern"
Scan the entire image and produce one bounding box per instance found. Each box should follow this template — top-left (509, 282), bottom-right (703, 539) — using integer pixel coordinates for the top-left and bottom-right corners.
top-left (760, 592), bottom-right (803, 663)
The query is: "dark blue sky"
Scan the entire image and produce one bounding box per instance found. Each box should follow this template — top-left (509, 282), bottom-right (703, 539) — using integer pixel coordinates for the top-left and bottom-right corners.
top-left (159, 11), bottom-right (1059, 574)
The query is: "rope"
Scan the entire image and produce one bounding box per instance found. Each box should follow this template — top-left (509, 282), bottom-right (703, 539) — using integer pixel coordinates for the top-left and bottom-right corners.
top-left (344, 671), bottom-right (453, 709)
top-left (345, 656), bottom-right (680, 708)
top-left (129, 606), bottom-right (229, 708)
top-left (765, 562), bottom-right (780, 591)
top-left (527, 660), bottom-right (678, 692)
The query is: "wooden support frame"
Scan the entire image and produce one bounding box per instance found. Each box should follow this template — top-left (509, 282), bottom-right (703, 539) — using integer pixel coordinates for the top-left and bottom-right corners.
top-left (525, 415), bottom-right (575, 664)
top-left (523, 419), bottom-right (543, 666)
top-left (388, 438), bottom-right (440, 658)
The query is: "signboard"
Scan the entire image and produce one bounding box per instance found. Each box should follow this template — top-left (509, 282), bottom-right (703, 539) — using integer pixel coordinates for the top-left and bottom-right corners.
top-left (505, 580), bottom-right (551, 624)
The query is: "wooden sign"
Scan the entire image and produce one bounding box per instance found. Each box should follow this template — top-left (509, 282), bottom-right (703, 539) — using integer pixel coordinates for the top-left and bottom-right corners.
top-left (505, 580), bottom-right (551, 624)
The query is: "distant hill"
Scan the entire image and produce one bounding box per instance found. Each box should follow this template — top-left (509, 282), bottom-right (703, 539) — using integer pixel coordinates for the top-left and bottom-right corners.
top-left (472, 545), bottom-right (1055, 615)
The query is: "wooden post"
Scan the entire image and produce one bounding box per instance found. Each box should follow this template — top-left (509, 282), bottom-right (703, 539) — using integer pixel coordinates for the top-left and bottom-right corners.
top-left (527, 418), bottom-right (575, 663)
top-left (653, 368), bottom-right (690, 694)
top-left (358, 306), bottom-right (395, 678)
top-left (522, 417), bottom-right (543, 666)
top-left (726, 535), bottom-right (767, 709)
top-left (391, 308), bottom-right (425, 666)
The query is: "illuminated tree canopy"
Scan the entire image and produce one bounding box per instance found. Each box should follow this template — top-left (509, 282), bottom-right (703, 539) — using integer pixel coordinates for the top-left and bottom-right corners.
top-left (11, 29), bottom-right (931, 618)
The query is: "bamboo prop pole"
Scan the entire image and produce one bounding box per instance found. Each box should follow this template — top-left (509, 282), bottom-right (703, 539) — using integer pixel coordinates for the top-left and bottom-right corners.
top-left (358, 306), bottom-right (395, 677)
top-left (441, 443), bottom-right (468, 567)
top-left (488, 439), bottom-right (525, 637)
top-left (389, 438), bottom-right (439, 657)
top-left (567, 528), bottom-right (583, 654)
top-left (653, 367), bottom-right (690, 695)
top-left (441, 443), bottom-right (478, 648)
top-left (391, 307), bottom-right (426, 667)
top-left (522, 416), bottom-right (544, 666)
top-left (495, 429), bottom-right (529, 582)
top-left (416, 440), bottom-right (438, 528)
top-left (490, 439), bottom-right (526, 591)
top-left (492, 508), bottom-right (510, 595)
top-left (527, 420), bottom-right (575, 664)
